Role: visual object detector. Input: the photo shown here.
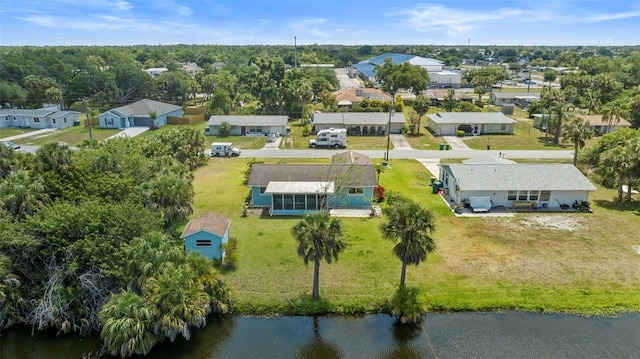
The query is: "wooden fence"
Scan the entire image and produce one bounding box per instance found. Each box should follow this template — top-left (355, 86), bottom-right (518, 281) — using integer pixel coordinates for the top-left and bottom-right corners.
top-left (167, 108), bottom-right (206, 125)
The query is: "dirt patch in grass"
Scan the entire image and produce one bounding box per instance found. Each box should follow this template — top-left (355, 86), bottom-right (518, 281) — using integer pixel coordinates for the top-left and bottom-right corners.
top-left (520, 214), bottom-right (584, 231)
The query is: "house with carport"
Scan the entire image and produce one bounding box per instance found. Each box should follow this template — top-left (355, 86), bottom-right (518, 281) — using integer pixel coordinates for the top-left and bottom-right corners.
top-left (247, 151), bottom-right (377, 216)
top-left (0, 108), bottom-right (80, 129)
top-left (438, 163), bottom-right (597, 211)
top-left (205, 115), bottom-right (288, 136)
top-left (180, 212), bottom-right (231, 260)
top-left (98, 99), bottom-right (183, 129)
top-left (311, 112), bottom-right (405, 135)
top-left (426, 112), bottom-right (517, 136)
top-left (490, 92), bottom-right (540, 108)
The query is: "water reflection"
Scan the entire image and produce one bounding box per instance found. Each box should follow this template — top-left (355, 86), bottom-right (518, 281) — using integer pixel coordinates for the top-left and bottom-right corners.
top-left (3, 312), bottom-right (639, 359)
top-left (297, 316), bottom-right (342, 359)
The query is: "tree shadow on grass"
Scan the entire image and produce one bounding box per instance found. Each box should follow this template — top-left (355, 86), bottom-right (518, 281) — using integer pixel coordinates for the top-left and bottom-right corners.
top-left (537, 136), bottom-right (570, 148)
top-left (593, 199), bottom-right (640, 215)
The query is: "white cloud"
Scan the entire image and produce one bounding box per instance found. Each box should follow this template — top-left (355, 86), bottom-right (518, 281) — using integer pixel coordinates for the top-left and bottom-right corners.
top-left (397, 5), bottom-right (526, 35)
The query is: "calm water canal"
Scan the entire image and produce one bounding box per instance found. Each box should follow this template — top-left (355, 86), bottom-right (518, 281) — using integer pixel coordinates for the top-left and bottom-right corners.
top-left (2, 312), bottom-right (639, 359)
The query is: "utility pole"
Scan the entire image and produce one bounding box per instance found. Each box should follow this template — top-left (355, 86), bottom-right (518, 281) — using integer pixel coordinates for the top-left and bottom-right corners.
top-left (294, 36), bottom-right (297, 68)
top-left (82, 98), bottom-right (93, 141)
top-left (384, 86), bottom-right (394, 167)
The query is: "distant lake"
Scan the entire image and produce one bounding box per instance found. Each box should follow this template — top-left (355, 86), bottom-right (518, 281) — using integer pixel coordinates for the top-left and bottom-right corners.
top-left (3, 312), bottom-right (639, 358)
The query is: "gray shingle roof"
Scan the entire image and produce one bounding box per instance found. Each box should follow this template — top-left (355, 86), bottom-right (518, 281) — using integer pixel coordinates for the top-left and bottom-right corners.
top-left (312, 112), bottom-right (405, 125)
top-left (111, 99), bottom-right (181, 116)
top-left (427, 112), bottom-right (517, 124)
top-left (0, 109), bottom-right (57, 116)
top-left (247, 164), bottom-right (377, 187)
top-left (444, 164), bottom-right (597, 191)
top-left (331, 151), bottom-right (372, 165)
top-left (180, 212), bottom-right (230, 238)
top-left (207, 115), bottom-right (288, 126)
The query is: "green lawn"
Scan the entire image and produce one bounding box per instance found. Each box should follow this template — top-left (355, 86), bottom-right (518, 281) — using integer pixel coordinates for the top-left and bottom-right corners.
top-left (0, 128), bottom-right (38, 139)
top-left (11, 126), bottom-right (121, 146)
top-left (191, 157), bottom-right (640, 316)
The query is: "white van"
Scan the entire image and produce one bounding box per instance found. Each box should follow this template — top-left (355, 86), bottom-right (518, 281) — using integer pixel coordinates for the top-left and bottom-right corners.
top-left (211, 142), bottom-right (241, 157)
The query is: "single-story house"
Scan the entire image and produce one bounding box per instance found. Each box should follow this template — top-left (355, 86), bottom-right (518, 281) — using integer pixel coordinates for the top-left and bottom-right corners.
top-left (98, 99), bottom-right (183, 129)
top-left (311, 112), bottom-right (405, 135)
top-left (180, 212), bottom-right (231, 260)
top-left (575, 114), bottom-right (632, 135)
top-left (462, 155), bottom-right (516, 165)
top-left (247, 151), bottom-right (377, 216)
top-left (0, 108), bottom-right (80, 129)
top-left (490, 92), bottom-right (540, 108)
top-left (423, 89), bottom-right (473, 106)
top-left (426, 112), bottom-right (517, 136)
top-left (332, 88), bottom-right (392, 109)
top-left (205, 115), bottom-right (288, 136)
top-left (438, 163), bottom-right (597, 210)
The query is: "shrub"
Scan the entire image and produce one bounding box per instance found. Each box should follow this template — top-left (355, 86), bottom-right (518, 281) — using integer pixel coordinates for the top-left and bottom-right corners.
top-left (456, 130), bottom-right (465, 137)
top-left (218, 121), bottom-right (231, 137)
top-left (373, 185), bottom-right (385, 203)
top-left (391, 286), bottom-right (426, 325)
top-left (302, 125), bottom-right (311, 136)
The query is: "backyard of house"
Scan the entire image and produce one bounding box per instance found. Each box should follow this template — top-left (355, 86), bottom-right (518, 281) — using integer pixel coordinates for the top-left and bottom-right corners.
top-left (190, 157), bottom-right (640, 316)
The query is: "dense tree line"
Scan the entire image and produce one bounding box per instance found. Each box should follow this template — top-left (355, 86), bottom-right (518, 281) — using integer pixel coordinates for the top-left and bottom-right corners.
top-left (0, 127), bottom-right (229, 357)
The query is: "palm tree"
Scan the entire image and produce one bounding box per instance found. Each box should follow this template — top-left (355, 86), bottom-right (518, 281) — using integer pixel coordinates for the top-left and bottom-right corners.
top-left (126, 231), bottom-right (184, 289)
top-left (597, 146), bottom-right (635, 202)
top-left (33, 142), bottom-right (73, 174)
top-left (145, 172), bottom-right (194, 231)
top-left (0, 170), bottom-right (48, 219)
top-left (380, 195), bottom-right (436, 287)
top-left (99, 289), bottom-right (159, 358)
top-left (412, 94), bottom-right (430, 134)
top-left (549, 101), bottom-right (574, 145)
top-left (144, 263), bottom-right (211, 342)
top-left (561, 116), bottom-right (593, 166)
top-left (291, 212), bottom-right (346, 299)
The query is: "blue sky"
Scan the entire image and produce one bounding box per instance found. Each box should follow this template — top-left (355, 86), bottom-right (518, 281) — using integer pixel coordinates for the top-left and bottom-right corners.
top-left (1, 0), bottom-right (639, 46)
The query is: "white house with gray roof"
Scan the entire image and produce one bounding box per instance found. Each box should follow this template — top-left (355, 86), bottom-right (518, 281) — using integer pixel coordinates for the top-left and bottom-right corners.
top-left (0, 108), bottom-right (80, 129)
top-left (438, 163), bottom-right (597, 210)
top-left (311, 112), bottom-right (405, 135)
top-left (98, 99), bottom-right (183, 129)
top-left (426, 112), bottom-right (517, 136)
top-left (490, 92), bottom-right (540, 108)
top-left (205, 115), bottom-right (288, 136)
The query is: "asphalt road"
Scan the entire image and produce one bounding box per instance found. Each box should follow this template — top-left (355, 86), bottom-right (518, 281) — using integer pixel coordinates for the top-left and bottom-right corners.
top-left (237, 148), bottom-right (574, 160)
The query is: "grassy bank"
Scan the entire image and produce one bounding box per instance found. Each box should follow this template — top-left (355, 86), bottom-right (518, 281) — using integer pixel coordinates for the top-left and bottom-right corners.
top-left (191, 157), bottom-right (640, 316)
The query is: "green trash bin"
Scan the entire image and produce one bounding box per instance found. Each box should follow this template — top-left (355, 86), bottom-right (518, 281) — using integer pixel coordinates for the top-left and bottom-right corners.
top-left (439, 143), bottom-right (444, 150)
top-left (430, 177), bottom-right (436, 185)
top-left (445, 144), bottom-right (451, 150)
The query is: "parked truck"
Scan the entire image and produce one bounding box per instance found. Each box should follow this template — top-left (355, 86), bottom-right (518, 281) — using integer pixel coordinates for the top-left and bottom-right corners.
top-left (308, 128), bottom-right (347, 148)
top-left (211, 142), bottom-right (241, 157)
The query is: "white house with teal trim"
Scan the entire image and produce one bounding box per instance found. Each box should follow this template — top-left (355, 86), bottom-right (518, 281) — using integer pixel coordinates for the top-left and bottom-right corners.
top-left (180, 212), bottom-right (231, 260)
top-left (98, 99), bottom-right (183, 129)
top-left (247, 151), bottom-right (378, 216)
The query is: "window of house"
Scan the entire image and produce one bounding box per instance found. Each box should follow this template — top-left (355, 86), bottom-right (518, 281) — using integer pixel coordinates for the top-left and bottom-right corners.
top-left (273, 195), bottom-right (283, 210)
top-left (539, 191), bottom-right (551, 201)
top-left (34, 117), bottom-right (40, 123)
top-left (196, 240), bottom-right (212, 246)
top-left (529, 191), bottom-right (539, 201)
top-left (507, 191), bottom-right (517, 201)
top-left (259, 187), bottom-right (266, 194)
top-left (52, 119), bottom-right (56, 124)
top-left (64, 118), bottom-right (67, 123)
top-left (500, 124), bottom-right (506, 130)
top-left (248, 126), bottom-right (263, 133)
top-left (294, 195), bottom-right (305, 210)
top-left (307, 195), bottom-right (318, 210)
top-left (283, 194), bottom-right (294, 210)
top-left (518, 191), bottom-right (528, 201)
top-left (349, 187), bottom-right (364, 195)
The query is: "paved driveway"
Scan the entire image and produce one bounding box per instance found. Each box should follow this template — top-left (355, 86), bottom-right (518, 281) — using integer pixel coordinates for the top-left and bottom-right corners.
top-left (390, 134), bottom-right (411, 149)
top-left (0, 128), bottom-right (57, 141)
top-left (106, 126), bottom-right (149, 140)
top-left (441, 136), bottom-right (471, 150)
